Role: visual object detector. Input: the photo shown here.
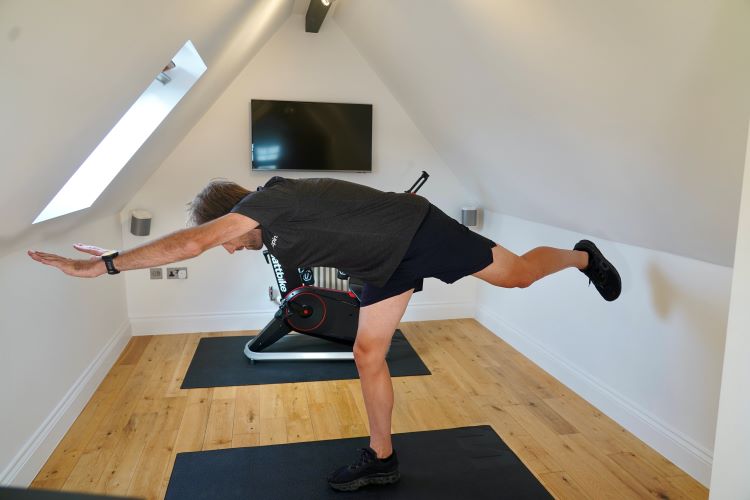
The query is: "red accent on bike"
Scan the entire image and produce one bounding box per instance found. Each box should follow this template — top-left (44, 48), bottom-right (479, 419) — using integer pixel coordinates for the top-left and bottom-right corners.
top-left (287, 292), bottom-right (327, 332)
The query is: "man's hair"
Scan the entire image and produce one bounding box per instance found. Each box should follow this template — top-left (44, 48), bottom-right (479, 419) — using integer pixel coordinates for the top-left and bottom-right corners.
top-left (187, 179), bottom-right (251, 226)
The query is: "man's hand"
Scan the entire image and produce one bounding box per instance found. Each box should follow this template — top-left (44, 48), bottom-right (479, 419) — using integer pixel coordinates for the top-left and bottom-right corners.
top-left (72, 243), bottom-right (112, 260)
top-left (27, 213), bottom-right (260, 278)
top-left (28, 243), bottom-right (107, 278)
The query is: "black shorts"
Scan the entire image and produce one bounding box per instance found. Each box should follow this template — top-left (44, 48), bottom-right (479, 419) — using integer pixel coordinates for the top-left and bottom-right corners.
top-left (359, 204), bottom-right (496, 307)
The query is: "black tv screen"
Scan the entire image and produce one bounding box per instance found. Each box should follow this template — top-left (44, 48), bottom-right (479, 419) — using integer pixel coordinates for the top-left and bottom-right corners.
top-left (250, 99), bottom-right (372, 172)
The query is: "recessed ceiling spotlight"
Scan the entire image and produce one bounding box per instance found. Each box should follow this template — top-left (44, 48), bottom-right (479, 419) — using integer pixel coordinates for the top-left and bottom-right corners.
top-left (321, 0), bottom-right (331, 5)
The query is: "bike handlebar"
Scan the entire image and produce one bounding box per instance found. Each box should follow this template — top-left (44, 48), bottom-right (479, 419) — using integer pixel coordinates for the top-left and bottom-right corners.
top-left (405, 171), bottom-right (429, 194)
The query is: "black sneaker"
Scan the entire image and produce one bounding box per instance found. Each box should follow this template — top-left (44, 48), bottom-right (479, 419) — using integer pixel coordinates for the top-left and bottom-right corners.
top-left (327, 447), bottom-right (400, 492)
top-left (574, 240), bottom-right (622, 301)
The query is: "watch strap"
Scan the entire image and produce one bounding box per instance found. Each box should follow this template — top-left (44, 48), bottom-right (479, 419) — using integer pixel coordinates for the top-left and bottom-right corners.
top-left (102, 251), bottom-right (120, 275)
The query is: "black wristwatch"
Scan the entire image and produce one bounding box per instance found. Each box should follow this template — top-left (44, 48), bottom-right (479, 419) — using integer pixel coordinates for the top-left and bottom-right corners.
top-left (101, 250), bottom-right (120, 275)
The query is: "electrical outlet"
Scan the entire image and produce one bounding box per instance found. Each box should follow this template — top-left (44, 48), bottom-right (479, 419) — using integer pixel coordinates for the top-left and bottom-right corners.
top-left (166, 267), bottom-right (188, 279)
top-left (150, 268), bottom-right (163, 279)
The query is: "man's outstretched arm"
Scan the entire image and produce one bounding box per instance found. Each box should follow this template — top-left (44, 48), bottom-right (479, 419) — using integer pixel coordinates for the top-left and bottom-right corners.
top-left (28, 213), bottom-right (258, 278)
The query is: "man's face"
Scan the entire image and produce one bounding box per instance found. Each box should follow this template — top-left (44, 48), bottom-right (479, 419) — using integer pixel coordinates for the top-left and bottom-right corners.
top-left (222, 229), bottom-right (263, 254)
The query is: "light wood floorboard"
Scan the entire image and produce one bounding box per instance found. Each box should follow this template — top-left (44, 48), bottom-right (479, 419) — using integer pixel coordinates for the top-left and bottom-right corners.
top-left (31, 319), bottom-right (709, 499)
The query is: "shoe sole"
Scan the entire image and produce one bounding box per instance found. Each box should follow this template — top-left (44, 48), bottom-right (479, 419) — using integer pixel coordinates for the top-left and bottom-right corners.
top-left (329, 471), bottom-right (401, 492)
top-left (576, 240), bottom-right (622, 301)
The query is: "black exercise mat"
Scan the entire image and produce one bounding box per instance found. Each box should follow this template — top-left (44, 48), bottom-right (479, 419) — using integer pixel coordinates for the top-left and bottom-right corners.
top-left (0, 487), bottom-right (138, 499)
top-left (165, 425), bottom-right (551, 499)
top-left (181, 330), bottom-right (430, 388)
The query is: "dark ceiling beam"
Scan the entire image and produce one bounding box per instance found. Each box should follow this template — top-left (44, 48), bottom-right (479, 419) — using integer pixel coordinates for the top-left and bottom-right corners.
top-left (305, 0), bottom-right (332, 33)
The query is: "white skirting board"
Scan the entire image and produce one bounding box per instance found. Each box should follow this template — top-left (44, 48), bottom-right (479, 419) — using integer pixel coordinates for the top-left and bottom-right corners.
top-left (406, 301), bottom-right (477, 322)
top-left (129, 309), bottom-right (278, 336)
top-left (129, 302), bottom-right (478, 336)
top-left (0, 321), bottom-right (132, 487)
top-left (476, 306), bottom-right (713, 486)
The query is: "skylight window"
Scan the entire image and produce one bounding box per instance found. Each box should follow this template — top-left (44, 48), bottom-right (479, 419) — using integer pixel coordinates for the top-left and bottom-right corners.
top-left (34, 40), bottom-right (207, 224)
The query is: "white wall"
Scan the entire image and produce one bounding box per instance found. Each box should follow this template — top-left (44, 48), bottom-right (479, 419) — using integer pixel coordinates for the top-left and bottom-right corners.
top-left (475, 212), bottom-right (730, 485)
top-left (122, 14), bottom-right (478, 335)
top-left (0, 0), bottom-right (293, 246)
top-left (0, 0), bottom-right (296, 486)
top-left (335, 0), bottom-right (750, 268)
top-left (710, 124), bottom-right (750, 499)
top-left (0, 215), bottom-right (130, 485)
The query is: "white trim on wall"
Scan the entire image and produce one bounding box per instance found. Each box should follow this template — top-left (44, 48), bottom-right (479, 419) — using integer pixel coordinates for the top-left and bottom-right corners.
top-left (476, 306), bottom-right (713, 486)
top-left (0, 321), bottom-right (132, 487)
top-left (402, 301), bottom-right (476, 322)
top-left (130, 309), bottom-right (277, 336)
top-left (129, 302), bottom-right (478, 336)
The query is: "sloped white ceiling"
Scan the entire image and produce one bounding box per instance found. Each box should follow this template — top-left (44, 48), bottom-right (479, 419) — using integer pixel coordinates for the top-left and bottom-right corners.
top-left (0, 0), bottom-right (293, 252)
top-left (334, 1), bottom-right (750, 266)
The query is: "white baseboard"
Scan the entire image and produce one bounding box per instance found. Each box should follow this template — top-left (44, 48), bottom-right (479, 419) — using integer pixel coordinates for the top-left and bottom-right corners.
top-left (476, 306), bottom-right (713, 487)
top-left (130, 310), bottom-right (277, 335)
top-left (0, 321), bottom-right (132, 487)
top-left (403, 301), bottom-right (476, 322)
top-left (130, 302), bottom-right (477, 336)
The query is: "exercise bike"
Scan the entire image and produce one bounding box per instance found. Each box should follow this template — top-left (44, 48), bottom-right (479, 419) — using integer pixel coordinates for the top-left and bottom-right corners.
top-left (244, 171), bottom-right (429, 362)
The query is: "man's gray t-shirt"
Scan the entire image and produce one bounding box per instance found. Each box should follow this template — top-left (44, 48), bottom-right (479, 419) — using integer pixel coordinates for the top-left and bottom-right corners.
top-left (231, 177), bottom-right (430, 287)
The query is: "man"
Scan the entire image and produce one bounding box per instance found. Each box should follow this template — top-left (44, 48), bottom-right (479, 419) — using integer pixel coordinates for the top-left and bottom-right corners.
top-left (28, 176), bottom-right (621, 492)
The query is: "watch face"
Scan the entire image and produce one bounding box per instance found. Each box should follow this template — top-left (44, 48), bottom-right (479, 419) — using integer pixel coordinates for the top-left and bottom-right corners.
top-left (102, 250), bottom-right (119, 258)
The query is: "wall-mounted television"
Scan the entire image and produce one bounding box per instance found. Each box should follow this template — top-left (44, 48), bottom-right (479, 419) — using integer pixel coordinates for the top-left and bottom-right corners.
top-left (250, 99), bottom-right (372, 172)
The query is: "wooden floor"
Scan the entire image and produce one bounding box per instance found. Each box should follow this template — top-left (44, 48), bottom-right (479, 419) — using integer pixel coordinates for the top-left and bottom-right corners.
top-left (32, 319), bottom-right (708, 499)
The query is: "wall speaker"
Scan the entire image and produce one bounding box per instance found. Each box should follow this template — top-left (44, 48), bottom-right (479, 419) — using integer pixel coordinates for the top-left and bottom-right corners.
top-left (461, 207), bottom-right (479, 227)
top-left (130, 210), bottom-right (152, 236)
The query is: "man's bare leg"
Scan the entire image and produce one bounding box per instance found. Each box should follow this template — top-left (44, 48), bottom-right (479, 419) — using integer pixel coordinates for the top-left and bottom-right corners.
top-left (473, 244), bottom-right (588, 288)
top-left (353, 289), bottom-right (414, 458)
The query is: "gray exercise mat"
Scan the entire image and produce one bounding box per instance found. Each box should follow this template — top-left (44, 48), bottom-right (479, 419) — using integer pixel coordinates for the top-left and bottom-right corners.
top-left (165, 425), bottom-right (552, 499)
top-left (181, 330), bottom-right (430, 388)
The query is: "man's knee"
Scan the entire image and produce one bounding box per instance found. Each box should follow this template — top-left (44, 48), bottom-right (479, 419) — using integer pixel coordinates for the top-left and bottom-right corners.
top-left (512, 257), bottom-right (541, 288)
top-left (352, 341), bottom-right (368, 362)
top-left (353, 336), bottom-right (387, 371)
top-left (512, 276), bottom-right (534, 289)
top-left (494, 257), bottom-right (538, 289)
